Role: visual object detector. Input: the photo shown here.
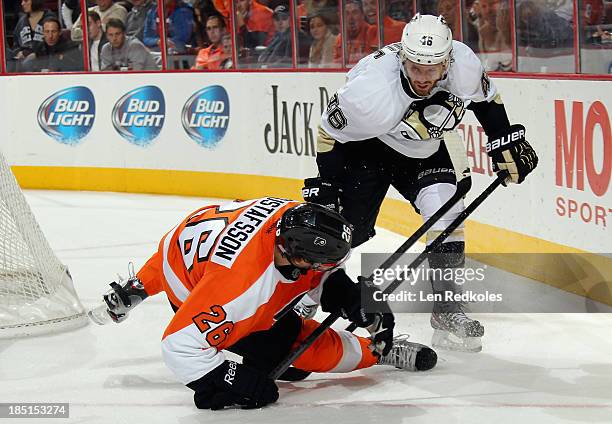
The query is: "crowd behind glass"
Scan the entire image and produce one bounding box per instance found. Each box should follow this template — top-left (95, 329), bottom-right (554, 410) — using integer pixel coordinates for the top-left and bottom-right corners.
top-left (2, 0), bottom-right (610, 74)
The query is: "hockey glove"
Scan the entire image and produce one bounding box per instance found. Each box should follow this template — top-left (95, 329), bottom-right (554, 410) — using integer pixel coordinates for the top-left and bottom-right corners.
top-left (320, 269), bottom-right (376, 328)
top-left (367, 312), bottom-right (396, 357)
top-left (486, 124), bottom-right (538, 184)
top-left (188, 361), bottom-right (279, 410)
top-left (302, 177), bottom-right (343, 213)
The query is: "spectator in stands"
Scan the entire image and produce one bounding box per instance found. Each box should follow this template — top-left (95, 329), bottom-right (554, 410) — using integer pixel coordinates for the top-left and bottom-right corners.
top-left (61, 0), bottom-right (81, 30)
top-left (193, 14), bottom-right (227, 69)
top-left (12, 0), bottom-right (56, 64)
top-left (516, 0), bottom-right (573, 48)
top-left (101, 18), bottom-right (158, 70)
top-left (143, 0), bottom-right (194, 54)
top-left (193, 0), bottom-right (222, 47)
top-left (297, 0), bottom-right (338, 22)
top-left (386, 0), bottom-right (412, 22)
top-left (126, 0), bottom-right (157, 42)
top-left (334, 0), bottom-right (377, 65)
top-left (580, 0), bottom-right (611, 44)
top-left (462, 0), bottom-right (511, 70)
top-left (22, 17), bottom-right (83, 72)
top-left (362, 0), bottom-right (404, 43)
top-left (258, 4), bottom-right (292, 67)
top-left (71, 0), bottom-right (128, 41)
top-left (211, 0), bottom-right (231, 25)
top-left (467, 0), bottom-right (504, 52)
top-left (235, 0), bottom-right (275, 49)
top-left (219, 33), bottom-right (234, 68)
top-left (88, 11), bottom-right (108, 71)
top-left (437, 0), bottom-right (459, 35)
top-left (308, 12), bottom-right (335, 67)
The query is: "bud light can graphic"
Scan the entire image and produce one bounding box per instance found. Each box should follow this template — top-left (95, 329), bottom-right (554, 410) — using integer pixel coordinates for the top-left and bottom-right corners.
top-left (181, 85), bottom-right (230, 148)
top-left (112, 86), bottom-right (165, 146)
top-left (37, 86), bottom-right (95, 145)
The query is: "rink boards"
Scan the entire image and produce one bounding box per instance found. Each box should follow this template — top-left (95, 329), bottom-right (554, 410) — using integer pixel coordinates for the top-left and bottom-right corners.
top-left (0, 71), bottom-right (610, 303)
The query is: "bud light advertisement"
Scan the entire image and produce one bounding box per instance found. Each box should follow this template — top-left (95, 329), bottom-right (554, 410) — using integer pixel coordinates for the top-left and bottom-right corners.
top-left (181, 85), bottom-right (230, 148)
top-left (37, 86), bottom-right (95, 145)
top-left (112, 86), bottom-right (165, 146)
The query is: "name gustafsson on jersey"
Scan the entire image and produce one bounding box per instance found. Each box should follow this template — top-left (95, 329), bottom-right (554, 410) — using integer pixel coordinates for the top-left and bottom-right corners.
top-left (211, 197), bottom-right (291, 268)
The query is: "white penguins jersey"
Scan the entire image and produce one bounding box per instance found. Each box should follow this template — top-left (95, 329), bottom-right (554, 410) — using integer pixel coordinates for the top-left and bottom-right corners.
top-left (320, 40), bottom-right (498, 159)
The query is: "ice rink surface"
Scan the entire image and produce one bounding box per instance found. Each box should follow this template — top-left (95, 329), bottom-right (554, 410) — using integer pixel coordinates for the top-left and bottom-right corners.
top-left (2, 190), bottom-right (612, 424)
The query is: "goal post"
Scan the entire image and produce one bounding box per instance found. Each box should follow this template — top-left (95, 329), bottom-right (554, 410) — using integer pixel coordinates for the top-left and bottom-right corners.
top-left (0, 150), bottom-right (88, 338)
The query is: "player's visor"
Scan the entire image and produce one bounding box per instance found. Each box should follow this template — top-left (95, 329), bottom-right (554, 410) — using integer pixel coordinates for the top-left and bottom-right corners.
top-left (309, 252), bottom-right (350, 272)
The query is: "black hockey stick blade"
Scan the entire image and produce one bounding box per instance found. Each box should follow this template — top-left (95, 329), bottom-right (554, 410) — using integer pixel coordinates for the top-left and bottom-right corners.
top-left (269, 172), bottom-right (507, 380)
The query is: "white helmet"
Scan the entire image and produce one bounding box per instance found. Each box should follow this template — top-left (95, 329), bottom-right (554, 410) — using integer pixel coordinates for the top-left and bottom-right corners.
top-left (400, 14), bottom-right (453, 65)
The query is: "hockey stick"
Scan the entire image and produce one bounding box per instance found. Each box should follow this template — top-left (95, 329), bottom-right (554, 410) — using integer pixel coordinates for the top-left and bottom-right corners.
top-left (270, 172), bottom-right (507, 380)
top-left (276, 133), bottom-right (471, 381)
top-left (275, 175), bottom-right (471, 381)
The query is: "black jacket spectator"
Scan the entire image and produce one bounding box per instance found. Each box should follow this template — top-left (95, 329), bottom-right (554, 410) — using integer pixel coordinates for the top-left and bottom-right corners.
top-left (257, 6), bottom-right (292, 68)
top-left (25, 38), bottom-right (84, 72)
top-left (517, 0), bottom-right (574, 48)
top-left (258, 29), bottom-right (292, 67)
top-left (23, 18), bottom-right (84, 72)
top-left (12, 9), bottom-right (57, 58)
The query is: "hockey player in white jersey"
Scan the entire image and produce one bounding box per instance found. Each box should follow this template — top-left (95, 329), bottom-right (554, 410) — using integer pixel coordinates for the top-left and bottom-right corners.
top-left (301, 14), bottom-right (538, 352)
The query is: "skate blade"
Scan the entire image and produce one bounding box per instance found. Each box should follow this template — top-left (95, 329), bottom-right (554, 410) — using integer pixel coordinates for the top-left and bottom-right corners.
top-left (431, 329), bottom-right (482, 353)
top-left (88, 303), bottom-right (112, 325)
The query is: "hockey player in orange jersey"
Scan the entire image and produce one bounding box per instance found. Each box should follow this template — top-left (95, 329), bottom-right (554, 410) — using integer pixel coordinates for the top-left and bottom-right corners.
top-left (90, 198), bottom-right (437, 409)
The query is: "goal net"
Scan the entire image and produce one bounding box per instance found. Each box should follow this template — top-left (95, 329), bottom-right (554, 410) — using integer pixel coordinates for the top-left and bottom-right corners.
top-left (0, 150), bottom-right (87, 338)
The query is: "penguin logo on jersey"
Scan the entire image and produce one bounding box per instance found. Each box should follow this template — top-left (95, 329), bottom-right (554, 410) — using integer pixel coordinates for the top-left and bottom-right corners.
top-left (400, 91), bottom-right (466, 140)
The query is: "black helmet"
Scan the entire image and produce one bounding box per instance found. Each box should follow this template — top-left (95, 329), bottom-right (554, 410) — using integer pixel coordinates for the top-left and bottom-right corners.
top-left (277, 203), bottom-right (352, 268)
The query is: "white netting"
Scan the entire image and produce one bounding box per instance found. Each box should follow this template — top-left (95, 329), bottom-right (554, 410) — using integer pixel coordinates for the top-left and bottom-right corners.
top-left (0, 150), bottom-right (87, 338)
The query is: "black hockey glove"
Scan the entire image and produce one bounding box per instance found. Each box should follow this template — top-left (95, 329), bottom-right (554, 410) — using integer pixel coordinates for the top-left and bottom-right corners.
top-left (188, 361), bottom-right (279, 410)
top-left (320, 269), bottom-right (376, 328)
top-left (367, 312), bottom-right (395, 357)
top-left (486, 124), bottom-right (538, 185)
top-left (302, 177), bottom-right (342, 213)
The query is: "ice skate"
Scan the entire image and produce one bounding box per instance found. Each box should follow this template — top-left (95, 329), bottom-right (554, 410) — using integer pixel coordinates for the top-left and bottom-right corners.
top-left (88, 264), bottom-right (148, 325)
top-left (430, 301), bottom-right (484, 352)
top-left (377, 334), bottom-right (438, 371)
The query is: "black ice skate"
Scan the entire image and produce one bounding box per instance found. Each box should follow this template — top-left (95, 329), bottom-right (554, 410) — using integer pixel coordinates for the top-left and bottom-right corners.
top-left (377, 334), bottom-right (438, 371)
top-left (88, 264), bottom-right (148, 325)
top-left (430, 301), bottom-right (484, 352)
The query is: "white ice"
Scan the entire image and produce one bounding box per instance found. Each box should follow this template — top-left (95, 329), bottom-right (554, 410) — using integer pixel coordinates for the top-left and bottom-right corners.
top-left (2, 190), bottom-right (612, 424)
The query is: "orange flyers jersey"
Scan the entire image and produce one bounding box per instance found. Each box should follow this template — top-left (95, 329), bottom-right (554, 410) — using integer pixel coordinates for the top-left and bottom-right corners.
top-left (159, 197), bottom-right (326, 385)
top-left (194, 44), bottom-right (227, 70)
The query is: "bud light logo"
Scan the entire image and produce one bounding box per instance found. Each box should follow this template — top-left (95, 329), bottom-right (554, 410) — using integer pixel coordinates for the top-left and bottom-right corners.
top-left (37, 86), bottom-right (95, 145)
top-left (181, 85), bottom-right (230, 148)
top-left (112, 86), bottom-right (165, 146)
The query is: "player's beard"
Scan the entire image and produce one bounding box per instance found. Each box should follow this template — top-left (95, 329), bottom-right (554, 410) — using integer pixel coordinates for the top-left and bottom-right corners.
top-left (412, 81), bottom-right (436, 96)
top-left (406, 77), bottom-right (439, 97)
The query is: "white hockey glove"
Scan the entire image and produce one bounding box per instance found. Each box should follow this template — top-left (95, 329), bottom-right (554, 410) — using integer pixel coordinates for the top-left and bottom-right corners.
top-left (293, 293), bottom-right (319, 320)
